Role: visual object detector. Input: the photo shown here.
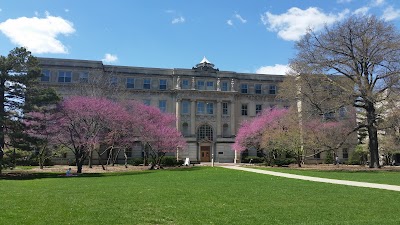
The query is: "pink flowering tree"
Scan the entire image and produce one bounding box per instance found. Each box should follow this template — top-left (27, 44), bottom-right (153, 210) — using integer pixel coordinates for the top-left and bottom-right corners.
top-left (233, 108), bottom-right (289, 164)
top-left (122, 101), bottom-right (187, 169)
top-left (52, 96), bottom-right (125, 173)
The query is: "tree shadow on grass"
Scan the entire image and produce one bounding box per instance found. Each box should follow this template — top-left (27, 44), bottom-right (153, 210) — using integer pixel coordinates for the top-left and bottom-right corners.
top-left (0, 166), bottom-right (205, 180)
top-left (0, 170), bottom-right (154, 181)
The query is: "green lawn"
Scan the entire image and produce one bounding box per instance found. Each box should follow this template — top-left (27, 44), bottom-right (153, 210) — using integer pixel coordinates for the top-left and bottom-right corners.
top-left (1, 167), bottom-right (400, 225)
top-left (258, 167), bottom-right (400, 186)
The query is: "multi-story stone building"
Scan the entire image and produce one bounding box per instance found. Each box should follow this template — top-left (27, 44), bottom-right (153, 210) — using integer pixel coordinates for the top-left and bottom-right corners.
top-left (38, 57), bottom-right (355, 164)
top-left (38, 57), bottom-right (286, 163)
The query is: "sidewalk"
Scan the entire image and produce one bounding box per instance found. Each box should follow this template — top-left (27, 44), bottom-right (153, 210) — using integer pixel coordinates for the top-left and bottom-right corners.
top-left (221, 165), bottom-right (400, 192)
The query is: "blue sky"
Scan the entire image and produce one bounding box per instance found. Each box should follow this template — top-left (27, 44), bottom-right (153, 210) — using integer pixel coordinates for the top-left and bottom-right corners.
top-left (0, 0), bottom-right (400, 74)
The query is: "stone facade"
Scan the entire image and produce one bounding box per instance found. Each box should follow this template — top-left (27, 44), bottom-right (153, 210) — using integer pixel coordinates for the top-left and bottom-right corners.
top-left (37, 57), bottom-right (354, 164)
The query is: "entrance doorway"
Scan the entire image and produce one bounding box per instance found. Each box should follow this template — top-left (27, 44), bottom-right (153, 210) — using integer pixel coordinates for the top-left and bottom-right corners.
top-left (200, 146), bottom-right (211, 162)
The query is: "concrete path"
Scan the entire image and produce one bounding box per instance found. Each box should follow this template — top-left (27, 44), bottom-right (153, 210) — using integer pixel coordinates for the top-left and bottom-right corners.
top-left (221, 166), bottom-right (400, 192)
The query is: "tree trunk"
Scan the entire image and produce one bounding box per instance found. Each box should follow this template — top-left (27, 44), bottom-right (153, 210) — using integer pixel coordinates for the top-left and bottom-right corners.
top-left (0, 76), bottom-right (6, 175)
top-left (124, 149), bottom-right (128, 168)
top-left (88, 150), bottom-right (93, 168)
top-left (366, 102), bottom-right (380, 168)
top-left (97, 151), bottom-right (106, 170)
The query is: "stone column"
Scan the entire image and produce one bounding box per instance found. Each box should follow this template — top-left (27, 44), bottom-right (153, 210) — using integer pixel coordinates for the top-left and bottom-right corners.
top-left (230, 101), bottom-right (235, 135)
top-left (175, 99), bottom-right (181, 131)
top-left (216, 100), bottom-right (222, 137)
top-left (191, 99), bottom-right (196, 136)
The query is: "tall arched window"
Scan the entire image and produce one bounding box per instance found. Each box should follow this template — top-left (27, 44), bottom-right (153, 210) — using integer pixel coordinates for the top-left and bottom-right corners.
top-left (197, 124), bottom-right (213, 141)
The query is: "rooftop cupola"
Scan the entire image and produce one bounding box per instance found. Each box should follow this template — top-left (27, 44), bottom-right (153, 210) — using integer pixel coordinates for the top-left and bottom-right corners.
top-left (192, 56), bottom-right (219, 72)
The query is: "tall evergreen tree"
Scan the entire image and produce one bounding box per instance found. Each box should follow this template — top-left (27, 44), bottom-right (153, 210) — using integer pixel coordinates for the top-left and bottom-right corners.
top-left (0, 47), bottom-right (59, 173)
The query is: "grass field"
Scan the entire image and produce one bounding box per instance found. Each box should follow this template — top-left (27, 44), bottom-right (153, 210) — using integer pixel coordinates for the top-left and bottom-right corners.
top-left (259, 167), bottom-right (400, 186)
top-left (1, 166), bottom-right (400, 225)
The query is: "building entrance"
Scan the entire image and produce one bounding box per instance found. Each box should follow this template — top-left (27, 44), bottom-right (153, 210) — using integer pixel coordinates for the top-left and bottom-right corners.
top-left (200, 146), bottom-right (211, 162)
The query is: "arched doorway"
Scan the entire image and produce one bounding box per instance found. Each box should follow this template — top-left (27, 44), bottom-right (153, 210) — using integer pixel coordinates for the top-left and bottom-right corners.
top-left (197, 124), bottom-right (214, 162)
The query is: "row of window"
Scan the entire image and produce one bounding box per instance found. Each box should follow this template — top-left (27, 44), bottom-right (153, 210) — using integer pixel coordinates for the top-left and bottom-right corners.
top-left (240, 83), bottom-right (276, 95)
top-left (42, 70), bottom-right (277, 94)
top-left (313, 149), bottom-right (348, 159)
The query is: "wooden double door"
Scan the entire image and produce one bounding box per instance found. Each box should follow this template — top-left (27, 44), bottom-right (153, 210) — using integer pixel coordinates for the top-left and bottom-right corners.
top-left (200, 146), bottom-right (211, 162)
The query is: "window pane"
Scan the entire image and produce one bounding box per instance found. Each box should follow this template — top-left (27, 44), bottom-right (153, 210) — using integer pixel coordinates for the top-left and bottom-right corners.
top-left (241, 104), bottom-right (248, 116)
top-left (197, 102), bottom-right (205, 114)
top-left (181, 100), bottom-right (190, 114)
top-left (41, 70), bottom-right (50, 82)
top-left (159, 79), bottom-right (167, 90)
top-left (79, 72), bottom-right (88, 83)
top-left (241, 84), bottom-right (248, 93)
top-left (58, 71), bottom-right (72, 83)
top-left (269, 85), bottom-right (276, 94)
top-left (206, 102), bottom-right (214, 114)
top-left (255, 84), bottom-right (262, 94)
top-left (197, 81), bottom-right (205, 90)
top-left (221, 82), bottom-right (228, 91)
top-left (182, 79), bottom-right (189, 89)
top-left (126, 78), bottom-right (134, 88)
top-left (206, 81), bottom-right (214, 90)
top-left (143, 79), bottom-right (151, 89)
top-left (222, 102), bottom-right (228, 115)
top-left (159, 100), bottom-right (167, 112)
top-left (256, 104), bottom-right (262, 114)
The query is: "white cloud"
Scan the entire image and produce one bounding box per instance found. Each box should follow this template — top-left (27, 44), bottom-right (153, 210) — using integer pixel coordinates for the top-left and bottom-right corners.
top-left (227, 19), bottom-right (233, 26)
top-left (172, 16), bottom-right (185, 24)
top-left (353, 6), bottom-right (370, 15)
top-left (256, 64), bottom-right (290, 75)
top-left (261, 7), bottom-right (349, 41)
top-left (234, 13), bottom-right (247, 23)
top-left (165, 10), bottom-right (175, 14)
top-left (382, 6), bottom-right (400, 21)
top-left (65, 9), bottom-right (69, 13)
top-left (34, 11), bottom-right (39, 16)
top-left (0, 12), bottom-right (75, 54)
top-left (0, 8), bottom-right (2, 12)
top-left (372, 0), bottom-right (385, 6)
top-left (102, 53), bottom-right (118, 63)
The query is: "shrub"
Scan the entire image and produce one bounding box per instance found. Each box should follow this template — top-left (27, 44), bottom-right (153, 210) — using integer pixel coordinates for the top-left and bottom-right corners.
top-left (273, 158), bottom-right (295, 167)
top-left (348, 145), bottom-right (368, 165)
top-left (242, 156), bottom-right (264, 164)
top-left (128, 158), bottom-right (144, 166)
top-left (161, 156), bottom-right (183, 167)
top-left (325, 150), bottom-right (334, 164)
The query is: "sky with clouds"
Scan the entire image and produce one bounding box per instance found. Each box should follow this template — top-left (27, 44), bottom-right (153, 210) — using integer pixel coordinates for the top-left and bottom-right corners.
top-left (0, 0), bottom-right (399, 75)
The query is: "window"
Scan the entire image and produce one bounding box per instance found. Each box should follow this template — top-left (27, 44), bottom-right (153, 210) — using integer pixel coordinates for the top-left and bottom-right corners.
top-left (241, 104), bottom-right (248, 116)
top-left (222, 102), bottom-right (229, 115)
top-left (181, 100), bottom-right (190, 114)
top-left (197, 80), bottom-right (205, 90)
top-left (79, 72), bottom-right (88, 83)
top-left (222, 124), bottom-right (230, 137)
top-left (182, 122), bottom-right (189, 137)
top-left (58, 71), bottom-right (72, 83)
top-left (110, 77), bottom-right (118, 86)
top-left (255, 84), bottom-right (262, 94)
top-left (126, 148), bottom-right (132, 158)
top-left (269, 85), bottom-right (276, 94)
top-left (206, 81), bottom-right (214, 90)
top-left (206, 102), bottom-right (214, 114)
top-left (343, 148), bottom-right (349, 159)
top-left (197, 124), bottom-right (213, 141)
top-left (159, 79), bottom-right (167, 90)
top-left (197, 102), bottom-right (205, 114)
top-left (126, 78), bottom-right (135, 88)
top-left (159, 100), bottom-right (167, 112)
top-left (143, 99), bottom-right (151, 106)
top-left (221, 82), bottom-right (228, 91)
top-left (143, 79), bottom-right (151, 89)
top-left (41, 70), bottom-right (51, 82)
top-left (314, 150), bottom-right (321, 159)
top-left (182, 79), bottom-right (190, 89)
top-left (256, 104), bottom-right (262, 114)
top-left (241, 84), bottom-right (248, 94)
